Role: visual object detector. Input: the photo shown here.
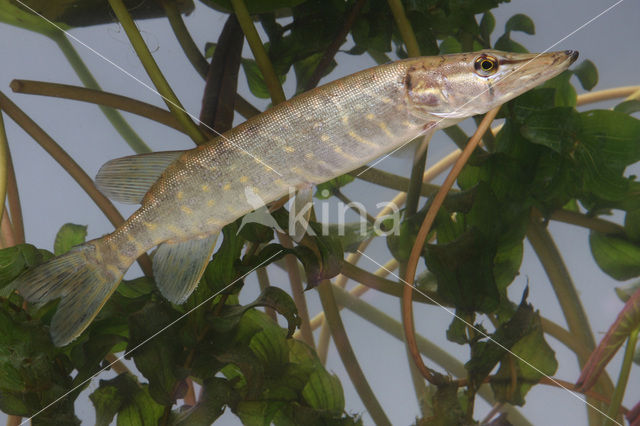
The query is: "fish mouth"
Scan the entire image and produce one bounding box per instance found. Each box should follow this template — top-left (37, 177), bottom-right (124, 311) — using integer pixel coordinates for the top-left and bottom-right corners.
top-left (565, 50), bottom-right (580, 64)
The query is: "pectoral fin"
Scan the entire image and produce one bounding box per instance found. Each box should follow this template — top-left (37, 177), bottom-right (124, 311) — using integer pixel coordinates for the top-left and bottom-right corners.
top-left (292, 185), bottom-right (314, 242)
top-left (95, 151), bottom-right (183, 204)
top-left (153, 233), bottom-right (219, 304)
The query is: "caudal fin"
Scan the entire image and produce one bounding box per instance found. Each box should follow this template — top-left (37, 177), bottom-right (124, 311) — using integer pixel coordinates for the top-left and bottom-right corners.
top-left (13, 241), bottom-right (126, 346)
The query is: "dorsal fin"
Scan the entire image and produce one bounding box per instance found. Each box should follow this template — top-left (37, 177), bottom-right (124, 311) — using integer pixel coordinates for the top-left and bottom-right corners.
top-left (95, 151), bottom-right (183, 204)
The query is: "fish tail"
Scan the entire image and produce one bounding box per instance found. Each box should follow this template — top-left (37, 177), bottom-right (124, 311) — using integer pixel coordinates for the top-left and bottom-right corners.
top-left (13, 238), bottom-right (130, 346)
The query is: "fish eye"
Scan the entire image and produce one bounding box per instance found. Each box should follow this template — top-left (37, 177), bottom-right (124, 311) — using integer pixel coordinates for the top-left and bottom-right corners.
top-left (474, 55), bottom-right (498, 76)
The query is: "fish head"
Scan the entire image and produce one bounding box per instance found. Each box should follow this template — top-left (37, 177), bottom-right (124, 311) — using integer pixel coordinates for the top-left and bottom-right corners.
top-left (404, 49), bottom-right (579, 126)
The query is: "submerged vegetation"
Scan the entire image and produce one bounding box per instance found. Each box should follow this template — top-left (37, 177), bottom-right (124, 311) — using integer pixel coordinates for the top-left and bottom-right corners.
top-left (0, 0), bottom-right (639, 424)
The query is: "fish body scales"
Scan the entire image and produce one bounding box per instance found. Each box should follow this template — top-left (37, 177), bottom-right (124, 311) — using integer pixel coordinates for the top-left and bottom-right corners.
top-left (12, 50), bottom-right (579, 345)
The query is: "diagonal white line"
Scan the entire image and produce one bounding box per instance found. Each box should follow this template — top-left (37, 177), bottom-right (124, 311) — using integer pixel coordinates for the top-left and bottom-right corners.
top-left (356, 249), bottom-right (622, 426)
top-left (21, 249), bottom-right (283, 425)
top-left (11, 0), bottom-right (283, 177)
top-left (357, 0), bottom-right (626, 176)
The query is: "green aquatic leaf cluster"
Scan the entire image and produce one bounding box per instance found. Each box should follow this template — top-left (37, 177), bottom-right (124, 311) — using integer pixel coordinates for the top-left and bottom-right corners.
top-left (0, 0), bottom-right (639, 424)
top-left (0, 223), bottom-right (357, 424)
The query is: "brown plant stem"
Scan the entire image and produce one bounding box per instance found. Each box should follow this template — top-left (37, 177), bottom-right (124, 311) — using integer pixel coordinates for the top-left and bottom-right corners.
top-left (11, 79), bottom-right (182, 131)
top-left (0, 210), bottom-right (15, 248)
top-left (0, 91), bottom-right (152, 276)
top-left (401, 107), bottom-right (500, 384)
top-left (351, 166), bottom-right (442, 196)
top-left (277, 232), bottom-right (315, 349)
top-left (549, 208), bottom-right (625, 235)
top-left (256, 266), bottom-right (277, 322)
top-left (304, 0), bottom-right (367, 90)
top-left (5, 148), bottom-right (24, 244)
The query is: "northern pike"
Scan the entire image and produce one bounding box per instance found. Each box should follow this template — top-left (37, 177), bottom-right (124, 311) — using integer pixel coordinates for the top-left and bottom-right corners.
top-left (13, 49), bottom-right (579, 345)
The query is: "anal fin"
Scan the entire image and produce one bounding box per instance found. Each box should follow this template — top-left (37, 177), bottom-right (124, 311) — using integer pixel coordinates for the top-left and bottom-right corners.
top-left (153, 234), bottom-right (219, 304)
top-left (95, 151), bottom-right (184, 204)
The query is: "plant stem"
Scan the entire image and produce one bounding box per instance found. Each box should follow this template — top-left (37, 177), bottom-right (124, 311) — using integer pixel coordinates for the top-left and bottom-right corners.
top-left (160, 0), bottom-right (209, 79)
top-left (605, 327), bottom-right (639, 425)
top-left (108, 0), bottom-right (207, 145)
top-left (539, 316), bottom-right (592, 362)
top-left (386, 0), bottom-right (420, 57)
top-left (576, 86), bottom-right (640, 106)
top-left (402, 107), bottom-right (500, 384)
top-left (526, 216), bottom-right (615, 425)
top-left (51, 33), bottom-right (150, 154)
top-left (400, 134), bottom-right (432, 407)
top-left (330, 284), bottom-right (533, 426)
top-left (351, 166), bottom-right (442, 196)
top-left (340, 261), bottom-right (440, 304)
top-left (304, 0), bottom-right (367, 90)
top-left (277, 232), bottom-right (315, 349)
top-left (443, 126), bottom-right (471, 150)
top-left (526, 218), bottom-right (596, 360)
top-left (4, 150), bottom-right (23, 244)
top-left (317, 280), bottom-right (391, 425)
top-left (549, 209), bottom-right (625, 235)
top-left (230, 0), bottom-right (286, 105)
top-left (0, 91), bottom-right (153, 276)
top-left (156, 7), bottom-right (261, 120)
top-left (11, 80), bottom-right (183, 131)
top-left (0, 112), bottom-right (8, 227)
top-left (256, 266), bottom-right (277, 322)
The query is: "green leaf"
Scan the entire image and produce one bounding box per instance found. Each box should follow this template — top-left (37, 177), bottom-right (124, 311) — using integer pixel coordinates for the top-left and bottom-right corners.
top-left (493, 239), bottom-right (524, 290)
top-left (615, 100), bottom-right (640, 115)
top-left (241, 58), bottom-right (286, 99)
top-left (520, 107), bottom-right (580, 153)
top-left (491, 314), bottom-right (558, 405)
top-left (577, 110), bottom-right (640, 200)
top-left (172, 378), bottom-right (237, 425)
top-left (315, 174), bottom-right (355, 199)
top-left (589, 232), bottom-right (640, 280)
top-left (0, 308), bottom-right (77, 422)
top-left (427, 383), bottom-right (466, 426)
top-left (90, 379), bottom-right (125, 426)
top-left (479, 12), bottom-right (495, 45)
top-left (211, 286), bottom-right (300, 337)
top-left (54, 223), bottom-right (87, 255)
top-left (200, 0), bottom-right (305, 14)
top-left (293, 51), bottom-right (335, 93)
top-left (494, 34), bottom-right (528, 53)
top-left (425, 229), bottom-right (500, 313)
top-left (466, 293), bottom-right (538, 388)
top-left (446, 316), bottom-right (468, 345)
top-left (0, 244), bottom-right (50, 289)
top-left (439, 37), bottom-right (462, 54)
top-left (250, 326), bottom-right (289, 370)
top-left (572, 59), bottom-right (598, 91)
top-left (625, 209), bottom-right (640, 242)
top-left (116, 277), bottom-right (155, 299)
top-left (127, 302), bottom-right (183, 406)
top-left (302, 370), bottom-right (345, 414)
top-left (326, 221), bottom-right (378, 253)
top-left (204, 42), bottom-right (216, 59)
top-left (542, 71), bottom-right (577, 107)
top-left (505, 13), bottom-right (535, 34)
top-left (117, 384), bottom-right (164, 426)
top-left (1, 0), bottom-right (194, 29)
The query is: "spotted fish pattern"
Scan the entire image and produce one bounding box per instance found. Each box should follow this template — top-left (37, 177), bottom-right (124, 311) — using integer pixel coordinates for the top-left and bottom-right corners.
top-left (12, 50), bottom-right (578, 345)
